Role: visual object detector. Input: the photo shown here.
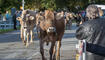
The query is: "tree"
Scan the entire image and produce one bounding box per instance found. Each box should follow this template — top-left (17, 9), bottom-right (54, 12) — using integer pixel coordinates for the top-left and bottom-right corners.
top-left (0, 0), bottom-right (21, 13)
top-left (0, 0), bottom-right (105, 13)
top-left (41, 0), bottom-right (56, 10)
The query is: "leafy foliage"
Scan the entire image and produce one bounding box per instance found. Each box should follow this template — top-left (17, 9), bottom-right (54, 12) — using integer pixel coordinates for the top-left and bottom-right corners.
top-left (0, 0), bottom-right (21, 13)
top-left (0, 0), bottom-right (105, 13)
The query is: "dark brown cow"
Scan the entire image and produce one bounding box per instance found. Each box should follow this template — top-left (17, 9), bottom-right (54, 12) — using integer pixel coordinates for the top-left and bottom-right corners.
top-left (17, 10), bottom-right (36, 47)
top-left (36, 10), bottom-right (65, 60)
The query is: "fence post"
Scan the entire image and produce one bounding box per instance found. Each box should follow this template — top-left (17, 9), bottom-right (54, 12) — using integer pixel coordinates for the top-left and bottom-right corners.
top-left (22, 0), bottom-right (25, 10)
top-left (83, 40), bottom-right (86, 60)
top-left (76, 40), bottom-right (86, 60)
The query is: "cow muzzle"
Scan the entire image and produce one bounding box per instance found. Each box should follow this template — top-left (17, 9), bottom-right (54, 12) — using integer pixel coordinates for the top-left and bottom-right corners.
top-left (47, 27), bottom-right (56, 33)
top-left (24, 27), bottom-right (27, 29)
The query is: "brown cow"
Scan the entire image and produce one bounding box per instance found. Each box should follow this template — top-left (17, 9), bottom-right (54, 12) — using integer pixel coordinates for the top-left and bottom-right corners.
top-left (36, 10), bottom-right (65, 60)
top-left (17, 10), bottom-right (36, 47)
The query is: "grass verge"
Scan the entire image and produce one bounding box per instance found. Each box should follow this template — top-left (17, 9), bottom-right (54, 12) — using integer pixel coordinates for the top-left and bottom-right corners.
top-left (0, 26), bottom-right (20, 34)
top-left (0, 29), bottom-right (14, 34)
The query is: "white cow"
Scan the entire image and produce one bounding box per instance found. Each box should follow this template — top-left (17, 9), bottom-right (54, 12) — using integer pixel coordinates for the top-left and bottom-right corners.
top-left (17, 10), bottom-right (36, 47)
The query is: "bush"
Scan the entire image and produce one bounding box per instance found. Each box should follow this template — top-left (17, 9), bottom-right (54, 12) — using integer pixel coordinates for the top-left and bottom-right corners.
top-left (0, 29), bottom-right (14, 34)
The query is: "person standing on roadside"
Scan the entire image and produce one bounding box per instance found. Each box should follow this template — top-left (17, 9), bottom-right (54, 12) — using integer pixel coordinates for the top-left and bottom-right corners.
top-left (76, 5), bottom-right (105, 60)
top-left (12, 11), bottom-right (17, 30)
top-left (5, 11), bottom-right (10, 21)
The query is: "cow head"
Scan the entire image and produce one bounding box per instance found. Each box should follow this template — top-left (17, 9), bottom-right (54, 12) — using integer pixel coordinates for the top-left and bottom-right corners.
top-left (36, 10), bottom-right (56, 34)
top-left (45, 10), bottom-right (56, 33)
top-left (56, 11), bottom-right (64, 20)
top-left (16, 17), bottom-right (23, 25)
top-left (17, 10), bottom-right (35, 29)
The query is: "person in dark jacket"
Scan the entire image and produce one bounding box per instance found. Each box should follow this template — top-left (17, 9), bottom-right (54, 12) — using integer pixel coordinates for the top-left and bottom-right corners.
top-left (13, 12), bottom-right (17, 30)
top-left (76, 5), bottom-right (105, 60)
top-left (75, 13), bottom-right (82, 26)
top-left (87, 42), bottom-right (105, 57)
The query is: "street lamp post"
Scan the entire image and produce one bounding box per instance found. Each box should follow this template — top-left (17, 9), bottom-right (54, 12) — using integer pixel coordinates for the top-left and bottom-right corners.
top-left (22, 0), bottom-right (25, 10)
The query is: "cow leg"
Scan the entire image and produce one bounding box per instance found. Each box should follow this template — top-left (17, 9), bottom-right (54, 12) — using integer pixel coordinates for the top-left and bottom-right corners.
top-left (20, 27), bottom-right (23, 40)
top-left (68, 20), bottom-right (71, 30)
top-left (40, 40), bottom-right (46, 60)
top-left (26, 33), bottom-right (29, 47)
top-left (56, 41), bottom-right (61, 60)
top-left (69, 24), bottom-right (71, 30)
top-left (53, 44), bottom-right (56, 60)
top-left (24, 29), bottom-right (26, 40)
top-left (30, 30), bottom-right (33, 43)
top-left (24, 29), bottom-right (27, 45)
top-left (64, 19), bottom-right (67, 29)
top-left (49, 41), bottom-right (55, 60)
top-left (68, 23), bottom-right (70, 30)
top-left (69, 20), bottom-right (72, 30)
top-left (70, 20), bottom-right (72, 29)
top-left (68, 20), bottom-right (70, 30)
top-left (21, 27), bottom-right (25, 45)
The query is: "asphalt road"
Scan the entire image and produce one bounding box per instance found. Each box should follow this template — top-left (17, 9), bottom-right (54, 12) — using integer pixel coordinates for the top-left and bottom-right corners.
top-left (0, 23), bottom-right (78, 60)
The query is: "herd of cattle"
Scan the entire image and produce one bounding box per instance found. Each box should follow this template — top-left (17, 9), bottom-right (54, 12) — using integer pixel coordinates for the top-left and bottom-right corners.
top-left (16, 5), bottom-right (104, 60)
top-left (16, 10), bottom-right (75, 60)
top-left (15, 4), bottom-right (105, 60)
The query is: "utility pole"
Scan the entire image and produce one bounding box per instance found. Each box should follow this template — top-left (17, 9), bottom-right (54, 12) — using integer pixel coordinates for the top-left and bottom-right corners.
top-left (22, 0), bottom-right (25, 10)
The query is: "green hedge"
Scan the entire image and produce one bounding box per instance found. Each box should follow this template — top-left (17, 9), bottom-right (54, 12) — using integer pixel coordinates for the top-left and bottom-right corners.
top-left (0, 29), bottom-right (14, 34)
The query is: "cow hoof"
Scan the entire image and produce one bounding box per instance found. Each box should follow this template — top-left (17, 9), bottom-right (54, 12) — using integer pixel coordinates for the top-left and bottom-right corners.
top-left (44, 58), bottom-right (47, 60)
top-left (23, 41), bottom-right (26, 45)
top-left (42, 58), bottom-right (47, 60)
top-left (53, 58), bottom-right (56, 60)
top-left (30, 40), bottom-right (33, 44)
top-left (25, 43), bottom-right (29, 47)
top-left (56, 57), bottom-right (60, 60)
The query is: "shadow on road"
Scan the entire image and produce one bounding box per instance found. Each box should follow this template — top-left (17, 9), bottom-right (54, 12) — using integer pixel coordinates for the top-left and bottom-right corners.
top-left (0, 23), bottom-right (78, 43)
top-left (63, 33), bottom-right (75, 39)
top-left (0, 30), bottom-right (39, 43)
